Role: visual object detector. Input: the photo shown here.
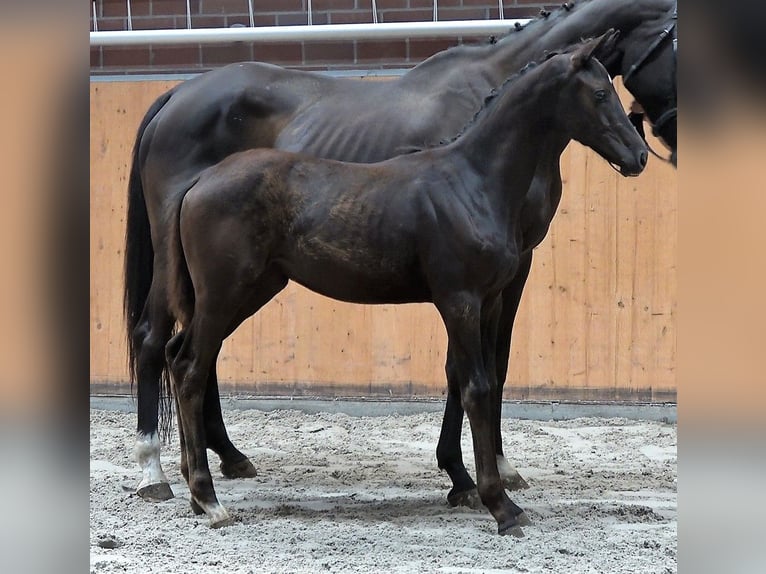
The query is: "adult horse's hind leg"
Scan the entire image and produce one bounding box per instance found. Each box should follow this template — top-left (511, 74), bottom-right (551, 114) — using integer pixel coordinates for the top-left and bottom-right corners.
top-left (133, 281), bottom-right (176, 501)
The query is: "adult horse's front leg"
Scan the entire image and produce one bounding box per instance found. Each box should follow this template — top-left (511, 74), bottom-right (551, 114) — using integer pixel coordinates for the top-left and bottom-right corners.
top-left (439, 293), bottom-right (526, 537)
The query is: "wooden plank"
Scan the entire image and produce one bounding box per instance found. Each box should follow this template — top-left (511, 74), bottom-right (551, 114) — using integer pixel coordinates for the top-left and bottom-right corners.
top-left (90, 79), bottom-right (677, 401)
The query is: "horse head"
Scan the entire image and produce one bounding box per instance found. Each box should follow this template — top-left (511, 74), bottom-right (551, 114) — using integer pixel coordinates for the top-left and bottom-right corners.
top-left (558, 31), bottom-right (649, 176)
top-left (616, 2), bottom-right (678, 165)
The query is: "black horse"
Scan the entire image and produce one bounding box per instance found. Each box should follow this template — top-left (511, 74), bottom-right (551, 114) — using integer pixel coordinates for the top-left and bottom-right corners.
top-left (164, 34), bottom-right (646, 535)
top-left (126, 0), bottom-right (677, 505)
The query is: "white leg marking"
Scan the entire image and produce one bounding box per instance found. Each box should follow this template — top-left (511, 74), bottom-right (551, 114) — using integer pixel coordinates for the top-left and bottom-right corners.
top-left (134, 432), bottom-right (170, 489)
top-left (496, 454), bottom-right (520, 482)
top-left (197, 499), bottom-right (232, 528)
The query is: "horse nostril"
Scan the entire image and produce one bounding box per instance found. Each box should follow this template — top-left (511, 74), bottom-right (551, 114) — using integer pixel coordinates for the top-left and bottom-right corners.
top-left (639, 150), bottom-right (648, 167)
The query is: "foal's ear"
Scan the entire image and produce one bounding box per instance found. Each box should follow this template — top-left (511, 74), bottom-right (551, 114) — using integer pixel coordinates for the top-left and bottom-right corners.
top-left (571, 29), bottom-right (620, 69)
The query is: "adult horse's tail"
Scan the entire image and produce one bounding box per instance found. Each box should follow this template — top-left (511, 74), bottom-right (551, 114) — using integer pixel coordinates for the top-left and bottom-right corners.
top-left (123, 89), bottom-right (175, 434)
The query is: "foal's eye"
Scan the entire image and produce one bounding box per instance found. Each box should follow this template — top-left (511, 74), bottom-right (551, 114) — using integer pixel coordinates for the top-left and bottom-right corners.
top-left (594, 89), bottom-right (607, 102)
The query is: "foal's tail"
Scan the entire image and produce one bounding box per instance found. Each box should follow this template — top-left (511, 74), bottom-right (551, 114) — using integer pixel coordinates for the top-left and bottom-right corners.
top-left (123, 88), bottom-right (174, 398)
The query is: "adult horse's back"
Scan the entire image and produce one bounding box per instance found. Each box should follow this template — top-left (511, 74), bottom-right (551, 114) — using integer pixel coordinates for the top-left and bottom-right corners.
top-left (125, 0), bottom-right (677, 502)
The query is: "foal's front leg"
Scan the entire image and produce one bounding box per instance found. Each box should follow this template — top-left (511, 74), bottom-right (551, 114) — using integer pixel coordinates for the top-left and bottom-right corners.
top-left (492, 252), bottom-right (533, 491)
top-left (439, 294), bottom-right (526, 537)
top-left (435, 254), bottom-right (533, 504)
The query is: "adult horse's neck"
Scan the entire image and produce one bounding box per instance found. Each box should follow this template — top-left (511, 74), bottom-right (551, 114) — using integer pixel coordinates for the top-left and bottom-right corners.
top-left (485, 0), bottom-right (672, 83)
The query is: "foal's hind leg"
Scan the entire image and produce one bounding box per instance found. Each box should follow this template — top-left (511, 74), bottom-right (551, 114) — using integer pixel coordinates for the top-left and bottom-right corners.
top-left (204, 364), bottom-right (257, 479)
top-left (437, 356), bottom-right (480, 509)
top-left (133, 281), bottom-right (176, 501)
top-left (208, 270), bottom-right (288, 479)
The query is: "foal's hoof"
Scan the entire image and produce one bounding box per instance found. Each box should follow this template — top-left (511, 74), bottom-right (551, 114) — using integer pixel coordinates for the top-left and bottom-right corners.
top-left (190, 498), bottom-right (205, 515)
top-left (515, 511), bottom-right (533, 527)
top-left (137, 482), bottom-right (174, 502)
top-left (498, 520), bottom-right (525, 538)
top-left (447, 487), bottom-right (482, 510)
top-left (220, 458), bottom-right (257, 479)
top-left (191, 498), bottom-right (234, 528)
top-left (503, 473), bottom-right (530, 491)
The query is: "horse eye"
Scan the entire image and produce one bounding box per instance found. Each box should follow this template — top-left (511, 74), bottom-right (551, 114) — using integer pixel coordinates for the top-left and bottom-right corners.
top-left (594, 89), bottom-right (607, 102)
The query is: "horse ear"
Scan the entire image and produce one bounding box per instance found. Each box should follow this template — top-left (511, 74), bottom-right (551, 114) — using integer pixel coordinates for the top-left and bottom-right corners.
top-left (571, 29), bottom-right (620, 69)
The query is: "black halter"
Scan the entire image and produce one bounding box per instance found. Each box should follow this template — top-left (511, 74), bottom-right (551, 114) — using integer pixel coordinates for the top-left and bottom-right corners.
top-left (624, 3), bottom-right (677, 162)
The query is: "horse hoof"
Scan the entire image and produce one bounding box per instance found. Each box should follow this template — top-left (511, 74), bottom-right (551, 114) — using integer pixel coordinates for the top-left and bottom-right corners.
top-left (207, 507), bottom-right (234, 528)
top-left (503, 473), bottom-right (530, 491)
top-left (447, 488), bottom-right (482, 510)
top-left (137, 482), bottom-right (174, 502)
top-left (210, 514), bottom-right (235, 529)
top-left (220, 458), bottom-right (257, 479)
top-left (515, 511), bottom-right (533, 527)
top-left (498, 521), bottom-right (525, 538)
top-left (190, 498), bottom-right (205, 515)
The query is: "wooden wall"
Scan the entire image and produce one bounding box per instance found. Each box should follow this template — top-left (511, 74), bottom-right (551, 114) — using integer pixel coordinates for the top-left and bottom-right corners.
top-left (90, 78), bottom-right (677, 402)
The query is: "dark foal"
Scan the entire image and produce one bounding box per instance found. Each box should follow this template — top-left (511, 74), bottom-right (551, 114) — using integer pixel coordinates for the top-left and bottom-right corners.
top-left (126, 0), bottom-right (676, 506)
top-left (163, 35), bottom-right (646, 535)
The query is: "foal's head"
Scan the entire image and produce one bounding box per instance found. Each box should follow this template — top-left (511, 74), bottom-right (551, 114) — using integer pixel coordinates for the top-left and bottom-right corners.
top-left (556, 31), bottom-right (648, 176)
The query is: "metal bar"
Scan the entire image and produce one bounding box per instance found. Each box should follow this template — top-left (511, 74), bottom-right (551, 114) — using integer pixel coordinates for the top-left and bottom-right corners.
top-left (433, 1), bottom-right (438, 22)
top-left (126, 0), bottom-right (132, 31)
top-left (90, 20), bottom-right (526, 47)
top-left (371, 0), bottom-right (378, 25)
top-left (307, 0), bottom-right (312, 25)
top-left (92, 1), bottom-right (98, 32)
top-left (498, 0), bottom-right (504, 20)
top-left (248, 0), bottom-right (254, 27)
top-left (186, 0), bottom-right (191, 29)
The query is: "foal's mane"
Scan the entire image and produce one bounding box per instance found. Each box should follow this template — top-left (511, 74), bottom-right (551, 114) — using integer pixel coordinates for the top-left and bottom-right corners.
top-left (433, 60), bottom-right (542, 148)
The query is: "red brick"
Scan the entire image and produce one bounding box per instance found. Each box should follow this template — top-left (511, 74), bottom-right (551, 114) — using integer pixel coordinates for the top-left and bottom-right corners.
top-left (312, 0), bottom-right (356, 9)
top-left (277, 12), bottom-right (329, 26)
top-left (102, 47), bottom-right (152, 67)
top-left (328, 11), bottom-right (376, 25)
top-left (251, 43), bottom-right (304, 65)
top-left (100, 0), bottom-right (126, 18)
top-left (375, 0), bottom-right (409, 8)
top-left (97, 18), bottom-right (129, 32)
top-left (379, 9), bottom-right (432, 23)
top-left (152, 0), bottom-right (196, 17)
top-left (132, 16), bottom-right (176, 30)
top-left (438, 7), bottom-right (490, 21)
top-left (410, 0), bottom-right (460, 7)
top-left (202, 43), bottom-right (254, 65)
top-left (151, 45), bottom-right (201, 67)
top-left (90, 47), bottom-right (102, 68)
top-left (303, 42), bottom-right (356, 64)
top-left (190, 14), bottom-right (227, 28)
top-left (199, 0), bottom-right (251, 14)
top-left (247, 0), bottom-right (303, 11)
top-left (357, 40), bottom-right (407, 62)
top-left (408, 38), bottom-right (458, 61)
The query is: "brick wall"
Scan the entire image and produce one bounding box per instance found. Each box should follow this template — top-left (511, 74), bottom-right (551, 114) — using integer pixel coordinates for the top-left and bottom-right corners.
top-left (90, 0), bottom-right (554, 75)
